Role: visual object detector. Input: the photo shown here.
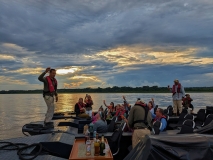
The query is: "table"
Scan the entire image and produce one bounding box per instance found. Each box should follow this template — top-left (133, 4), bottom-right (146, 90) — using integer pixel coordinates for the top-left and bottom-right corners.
top-left (69, 138), bottom-right (113, 160)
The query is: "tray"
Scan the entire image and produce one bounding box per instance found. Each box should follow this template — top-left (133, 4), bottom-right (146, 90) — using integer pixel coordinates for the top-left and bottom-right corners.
top-left (69, 138), bottom-right (113, 160)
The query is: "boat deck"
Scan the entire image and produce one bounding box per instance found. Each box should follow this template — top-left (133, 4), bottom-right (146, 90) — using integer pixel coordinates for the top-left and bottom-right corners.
top-left (22, 118), bottom-right (86, 136)
top-left (0, 133), bottom-right (74, 160)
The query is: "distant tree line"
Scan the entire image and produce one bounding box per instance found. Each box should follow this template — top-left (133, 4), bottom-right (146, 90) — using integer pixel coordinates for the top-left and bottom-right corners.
top-left (1, 86), bottom-right (213, 94)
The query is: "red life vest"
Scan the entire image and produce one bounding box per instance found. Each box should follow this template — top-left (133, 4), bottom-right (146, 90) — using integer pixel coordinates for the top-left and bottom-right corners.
top-left (154, 115), bottom-right (167, 122)
top-left (77, 102), bottom-right (85, 110)
top-left (182, 97), bottom-right (193, 106)
top-left (172, 83), bottom-right (181, 93)
top-left (107, 105), bottom-right (115, 112)
top-left (85, 99), bottom-right (93, 108)
top-left (46, 76), bottom-right (57, 93)
top-left (115, 109), bottom-right (125, 117)
top-left (172, 83), bottom-right (181, 97)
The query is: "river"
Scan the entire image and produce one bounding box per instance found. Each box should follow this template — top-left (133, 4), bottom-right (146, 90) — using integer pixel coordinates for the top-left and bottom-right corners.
top-left (0, 93), bottom-right (213, 139)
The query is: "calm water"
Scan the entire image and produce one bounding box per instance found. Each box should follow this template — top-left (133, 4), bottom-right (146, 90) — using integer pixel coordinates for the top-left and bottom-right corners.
top-left (0, 93), bottom-right (213, 140)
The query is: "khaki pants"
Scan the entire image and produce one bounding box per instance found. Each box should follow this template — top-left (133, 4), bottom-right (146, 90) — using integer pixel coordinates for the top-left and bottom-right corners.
top-left (44, 95), bottom-right (55, 123)
top-left (132, 128), bottom-right (150, 149)
top-left (173, 100), bottom-right (182, 114)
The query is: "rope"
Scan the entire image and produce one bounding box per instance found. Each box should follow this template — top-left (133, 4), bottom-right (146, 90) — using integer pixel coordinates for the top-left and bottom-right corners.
top-left (22, 124), bottom-right (30, 136)
top-left (0, 141), bottom-right (42, 160)
top-left (17, 143), bottom-right (42, 160)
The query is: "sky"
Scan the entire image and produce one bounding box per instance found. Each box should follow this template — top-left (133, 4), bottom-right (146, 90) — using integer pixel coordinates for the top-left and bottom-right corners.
top-left (0, 0), bottom-right (213, 90)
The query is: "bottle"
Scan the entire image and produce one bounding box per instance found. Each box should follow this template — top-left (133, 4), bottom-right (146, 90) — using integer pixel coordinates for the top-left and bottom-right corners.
top-left (83, 124), bottom-right (88, 135)
top-left (84, 129), bottom-right (89, 144)
top-left (86, 136), bottom-right (91, 156)
top-left (93, 131), bottom-right (97, 139)
top-left (96, 133), bottom-right (100, 144)
top-left (94, 133), bottom-right (100, 156)
top-left (100, 135), bottom-right (105, 156)
top-left (93, 131), bottom-right (96, 144)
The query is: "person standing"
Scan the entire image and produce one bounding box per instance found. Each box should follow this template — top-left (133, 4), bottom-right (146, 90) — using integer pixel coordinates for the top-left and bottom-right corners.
top-left (128, 99), bottom-right (152, 149)
top-left (168, 79), bottom-right (185, 116)
top-left (38, 67), bottom-right (58, 126)
top-left (84, 94), bottom-right (93, 118)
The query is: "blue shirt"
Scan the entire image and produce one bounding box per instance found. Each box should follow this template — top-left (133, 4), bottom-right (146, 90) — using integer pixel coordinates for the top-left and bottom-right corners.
top-left (93, 120), bottom-right (108, 133)
top-left (153, 115), bottom-right (167, 132)
top-left (150, 108), bottom-right (156, 119)
top-left (160, 118), bottom-right (167, 131)
top-left (150, 102), bottom-right (156, 119)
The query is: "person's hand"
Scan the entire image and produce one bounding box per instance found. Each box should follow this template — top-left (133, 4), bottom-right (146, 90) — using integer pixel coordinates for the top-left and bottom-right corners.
top-left (55, 96), bottom-right (58, 102)
top-left (103, 100), bottom-right (105, 103)
top-left (123, 118), bottom-right (128, 123)
top-left (80, 108), bottom-right (85, 113)
top-left (45, 67), bottom-right (51, 73)
top-left (151, 98), bottom-right (154, 102)
top-left (123, 95), bottom-right (126, 99)
top-left (121, 115), bottom-right (125, 119)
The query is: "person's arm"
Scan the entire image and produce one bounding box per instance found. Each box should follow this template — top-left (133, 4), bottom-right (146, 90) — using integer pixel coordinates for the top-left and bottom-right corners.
top-left (128, 108), bottom-right (134, 128)
top-left (150, 109), bottom-right (156, 119)
top-left (103, 100), bottom-right (108, 107)
top-left (123, 118), bottom-right (130, 129)
top-left (38, 67), bottom-right (50, 82)
top-left (75, 104), bottom-right (80, 115)
top-left (160, 118), bottom-right (167, 131)
top-left (123, 96), bottom-right (129, 105)
top-left (167, 85), bottom-right (172, 92)
top-left (38, 72), bottom-right (47, 82)
top-left (151, 98), bottom-right (156, 108)
top-left (55, 85), bottom-right (58, 102)
top-left (181, 85), bottom-right (186, 97)
top-left (84, 98), bottom-right (87, 103)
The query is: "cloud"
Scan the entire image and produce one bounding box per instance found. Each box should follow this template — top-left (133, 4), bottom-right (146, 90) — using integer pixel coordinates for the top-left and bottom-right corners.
top-left (64, 82), bottom-right (83, 88)
top-left (57, 67), bottom-right (79, 75)
top-left (0, 76), bottom-right (28, 85)
top-left (6, 67), bottom-right (44, 75)
top-left (1, 0), bottom-right (213, 55)
top-left (0, 55), bottom-right (15, 60)
top-left (0, 0), bottom-right (213, 89)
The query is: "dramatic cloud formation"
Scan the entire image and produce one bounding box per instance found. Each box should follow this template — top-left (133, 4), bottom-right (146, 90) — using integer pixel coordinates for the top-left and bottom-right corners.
top-left (0, 0), bottom-right (213, 90)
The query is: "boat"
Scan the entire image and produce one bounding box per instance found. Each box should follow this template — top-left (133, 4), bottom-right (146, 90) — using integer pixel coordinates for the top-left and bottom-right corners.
top-left (1, 106), bottom-right (213, 160)
top-left (52, 111), bottom-right (76, 120)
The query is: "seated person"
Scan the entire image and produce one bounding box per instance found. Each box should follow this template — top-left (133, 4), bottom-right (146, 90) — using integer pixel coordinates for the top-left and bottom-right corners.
top-left (122, 96), bottom-right (131, 114)
top-left (75, 98), bottom-right (90, 118)
top-left (93, 111), bottom-right (108, 133)
top-left (103, 100), bottom-right (115, 119)
top-left (92, 106), bottom-right (104, 123)
top-left (182, 94), bottom-right (194, 113)
top-left (115, 104), bottom-right (126, 121)
top-left (148, 98), bottom-right (156, 119)
top-left (153, 108), bottom-right (167, 131)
